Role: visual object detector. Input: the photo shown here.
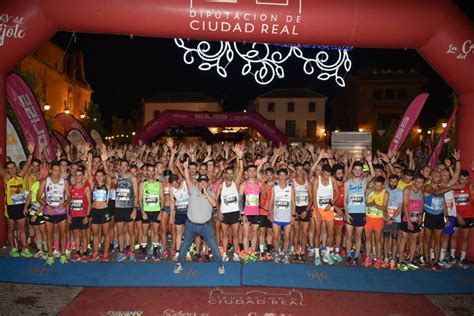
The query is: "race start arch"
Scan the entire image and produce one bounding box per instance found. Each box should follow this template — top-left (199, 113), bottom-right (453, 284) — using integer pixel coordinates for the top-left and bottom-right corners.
top-left (135, 110), bottom-right (287, 145)
top-left (0, 1), bottom-right (473, 245)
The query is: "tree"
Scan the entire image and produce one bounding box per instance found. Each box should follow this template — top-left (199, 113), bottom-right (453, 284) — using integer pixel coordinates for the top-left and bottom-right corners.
top-left (82, 102), bottom-right (105, 136)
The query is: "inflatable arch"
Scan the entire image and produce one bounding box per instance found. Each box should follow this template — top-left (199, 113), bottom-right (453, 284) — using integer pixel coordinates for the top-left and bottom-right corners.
top-left (135, 110), bottom-right (287, 145)
top-left (0, 0), bottom-right (473, 245)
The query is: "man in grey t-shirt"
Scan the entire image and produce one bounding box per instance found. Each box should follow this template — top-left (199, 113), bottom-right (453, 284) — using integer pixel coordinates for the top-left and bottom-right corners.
top-left (174, 160), bottom-right (225, 274)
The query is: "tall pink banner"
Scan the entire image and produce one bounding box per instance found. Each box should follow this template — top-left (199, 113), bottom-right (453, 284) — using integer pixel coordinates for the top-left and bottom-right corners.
top-left (428, 107), bottom-right (457, 169)
top-left (6, 72), bottom-right (54, 159)
top-left (54, 113), bottom-right (95, 145)
top-left (389, 93), bottom-right (429, 152)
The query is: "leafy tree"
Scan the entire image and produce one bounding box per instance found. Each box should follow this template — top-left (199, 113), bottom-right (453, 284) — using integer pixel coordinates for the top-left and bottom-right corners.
top-left (82, 102), bottom-right (105, 136)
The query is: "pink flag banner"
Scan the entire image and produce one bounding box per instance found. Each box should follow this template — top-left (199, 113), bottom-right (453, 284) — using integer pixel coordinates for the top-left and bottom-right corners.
top-left (389, 93), bottom-right (429, 152)
top-left (67, 128), bottom-right (87, 147)
top-left (51, 129), bottom-right (70, 152)
top-left (428, 107), bottom-right (458, 169)
top-left (55, 113), bottom-right (95, 145)
top-left (6, 72), bottom-right (54, 159)
top-left (90, 129), bottom-right (103, 145)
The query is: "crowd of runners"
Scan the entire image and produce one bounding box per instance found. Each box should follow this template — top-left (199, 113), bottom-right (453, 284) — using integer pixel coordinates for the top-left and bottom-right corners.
top-left (1, 138), bottom-right (473, 274)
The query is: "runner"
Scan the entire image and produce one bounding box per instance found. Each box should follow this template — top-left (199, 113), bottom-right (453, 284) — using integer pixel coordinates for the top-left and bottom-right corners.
top-left (258, 167), bottom-right (275, 260)
top-left (90, 169), bottom-right (112, 261)
top-left (216, 145), bottom-right (244, 262)
top-left (269, 168), bottom-right (296, 264)
top-left (332, 163), bottom-right (346, 263)
top-left (169, 174), bottom-right (189, 261)
top-left (384, 174), bottom-right (403, 270)
top-left (293, 163), bottom-right (312, 262)
top-left (138, 163), bottom-right (164, 261)
top-left (37, 160), bottom-right (71, 265)
top-left (363, 176), bottom-right (388, 269)
top-left (454, 170), bottom-right (474, 268)
top-left (68, 168), bottom-right (91, 263)
top-left (0, 142), bottom-right (35, 258)
top-left (313, 164), bottom-right (339, 265)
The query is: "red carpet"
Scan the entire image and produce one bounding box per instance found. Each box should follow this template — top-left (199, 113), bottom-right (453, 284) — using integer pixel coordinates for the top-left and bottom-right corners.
top-left (61, 287), bottom-right (444, 315)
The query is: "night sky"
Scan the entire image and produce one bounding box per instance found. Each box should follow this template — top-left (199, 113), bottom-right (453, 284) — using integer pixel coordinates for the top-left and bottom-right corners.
top-left (51, 0), bottom-right (473, 130)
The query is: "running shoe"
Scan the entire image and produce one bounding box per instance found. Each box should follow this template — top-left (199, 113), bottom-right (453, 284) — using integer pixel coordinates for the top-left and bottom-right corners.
top-left (389, 259), bottom-right (396, 270)
top-left (153, 250), bottom-right (161, 262)
top-left (307, 247), bottom-right (315, 257)
top-left (418, 255), bottom-right (425, 265)
top-left (259, 252), bottom-right (266, 261)
top-left (439, 258), bottom-right (452, 268)
top-left (363, 256), bottom-right (372, 268)
top-left (333, 253), bottom-right (343, 263)
top-left (446, 256), bottom-right (456, 266)
top-left (81, 255), bottom-right (88, 263)
top-left (45, 256), bottom-right (55, 266)
top-left (113, 240), bottom-right (119, 250)
top-left (21, 248), bottom-right (33, 258)
top-left (186, 251), bottom-right (192, 262)
top-left (374, 259), bottom-right (383, 269)
top-left (71, 252), bottom-right (81, 262)
top-left (223, 253), bottom-right (229, 262)
top-left (90, 252), bottom-right (99, 262)
top-left (300, 252), bottom-right (307, 263)
top-left (34, 250), bottom-right (44, 259)
top-left (171, 250), bottom-right (177, 258)
top-left (346, 256), bottom-right (353, 266)
top-left (53, 249), bottom-right (61, 258)
top-left (218, 265), bottom-right (225, 274)
top-left (340, 248), bottom-right (347, 258)
top-left (129, 253), bottom-right (137, 262)
top-left (139, 251), bottom-right (148, 262)
top-left (162, 250), bottom-right (169, 260)
top-left (233, 253), bottom-right (240, 262)
top-left (406, 262), bottom-right (419, 271)
top-left (116, 252), bottom-right (127, 262)
top-left (273, 252), bottom-right (281, 263)
top-left (314, 256), bottom-right (321, 266)
top-left (282, 254), bottom-right (290, 264)
top-left (60, 254), bottom-right (68, 264)
top-left (353, 257), bottom-right (360, 266)
top-left (381, 258), bottom-right (389, 269)
top-left (204, 254), bottom-right (211, 263)
top-left (424, 262), bottom-right (432, 270)
top-left (172, 251), bottom-right (179, 262)
top-left (174, 263), bottom-right (183, 274)
top-left (458, 259), bottom-right (470, 269)
top-left (102, 252), bottom-right (110, 262)
top-left (431, 262), bottom-right (442, 271)
top-left (397, 263), bottom-right (408, 272)
top-left (9, 248), bottom-right (20, 258)
top-left (265, 252), bottom-right (273, 261)
top-left (323, 254), bottom-right (334, 265)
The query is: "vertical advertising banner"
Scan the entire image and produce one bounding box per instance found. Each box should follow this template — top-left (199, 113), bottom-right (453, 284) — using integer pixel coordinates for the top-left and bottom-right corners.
top-left (6, 117), bottom-right (26, 164)
top-left (6, 72), bottom-right (54, 159)
top-left (66, 128), bottom-right (87, 147)
top-left (55, 113), bottom-right (95, 145)
top-left (428, 107), bottom-right (458, 169)
top-left (389, 93), bottom-right (429, 153)
top-left (90, 129), bottom-right (103, 145)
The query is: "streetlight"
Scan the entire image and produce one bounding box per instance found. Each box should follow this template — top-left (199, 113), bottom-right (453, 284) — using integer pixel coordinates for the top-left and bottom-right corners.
top-left (43, 104), bottom-right (50, 111)
top-left (358, 128), bottom-right (364, 132)
top-left (80, 114), bottom-right (86, 119)
top-left (132, 132), bottom-right (136, 136)
top-left (442, 122), bottom-right (447, 128)
top-left (334, 129), bottom-right (340, 133)
top-left (417, 128), bottom-right (422, 133)
top-left (427, 130), bottom-right (432, 135)
top-left (64, 109), bottom-right (70, 114)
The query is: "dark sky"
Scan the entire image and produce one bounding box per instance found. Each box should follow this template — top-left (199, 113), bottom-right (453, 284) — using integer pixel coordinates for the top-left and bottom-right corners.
top-left (51, 0), bottom-right (473, 130)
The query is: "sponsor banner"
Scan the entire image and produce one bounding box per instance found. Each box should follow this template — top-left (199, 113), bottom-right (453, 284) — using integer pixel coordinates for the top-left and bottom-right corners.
top-left (90, 129), bottom-right (103, 145)
top-left (389, 93), bottom-right (429, 153)
top-left (6, 118), bottom-right (26, 164)
top-left (49, 132), bottom-right (62, 155)
top-left (51, 129), bottom-right (70, 151)
top-left (6, 72), bottom-right (54, 159)
top-left (428, 107), bottom-right (457, 169)
top-left (55, 113), bottom-right (95, 145)
top-left (67, 128), bottom-right (87, 147)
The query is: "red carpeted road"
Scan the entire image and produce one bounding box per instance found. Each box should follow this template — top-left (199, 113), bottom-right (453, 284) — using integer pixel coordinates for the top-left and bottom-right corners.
top-left (61, 287), bottom-right (444, 316)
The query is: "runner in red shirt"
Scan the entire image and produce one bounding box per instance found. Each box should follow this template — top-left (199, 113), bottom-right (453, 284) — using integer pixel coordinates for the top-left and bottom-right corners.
top-left (454, 170), bottom-right (474, 268)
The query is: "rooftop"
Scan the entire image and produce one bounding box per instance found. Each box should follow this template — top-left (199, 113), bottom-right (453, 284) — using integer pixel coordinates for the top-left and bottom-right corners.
top-left (256, 89), bottom-right (327, 99)
top-left (145, 91), bottom-right (220, 103)
top-left (357, 68), bottom-right (428, 81)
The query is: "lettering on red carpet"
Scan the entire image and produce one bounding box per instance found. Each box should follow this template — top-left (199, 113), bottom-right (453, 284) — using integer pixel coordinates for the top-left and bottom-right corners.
top-left (307, 270), bottom-right (328, 281)
top-left (177, 267), bottom-right (201, 279)
top-left (162, 310), bottom-right (208, 316)
top-left (208, 288), bottom-right (305, 306)
top-left (105, 311), bottom-right (143, 316)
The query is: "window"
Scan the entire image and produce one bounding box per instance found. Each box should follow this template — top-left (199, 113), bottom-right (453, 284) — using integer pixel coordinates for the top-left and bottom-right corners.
top-left (153, 110), bottom-right (161, 118)
top-left (285, 120), bottom-right (296, 137)
top-left (397, 89), bottom-right (407, 99)
top-left (377, 113), bottom-right (400, 128)
top-left (308, 102), bottom-right (316, 112)
top-left (307, 120), bottom-right (317, 137)
top-left (269, 120), bottom-right (276, 126)
top-left (385, 89), bottom-right (395, 99)
top-left (287, 102), bottom-right (295, 112)
top-left (372, 89), bottom-right (383, 99)
top-left (267, 102), bottom-right (275, 112)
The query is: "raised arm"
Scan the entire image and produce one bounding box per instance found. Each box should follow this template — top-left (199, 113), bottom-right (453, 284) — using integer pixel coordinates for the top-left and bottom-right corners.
top-left (19, 142), bottom-right (35, 178)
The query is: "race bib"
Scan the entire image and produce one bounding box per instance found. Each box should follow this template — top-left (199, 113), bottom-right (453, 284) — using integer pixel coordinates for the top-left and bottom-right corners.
top-left (11, 193), bottom-right (26, 205)
top-left (176, 204), bottom-right (188, 212)
top-left (164, 186), bottom-right (170, 195)
top-left (275, 200), bottom-right (290, 209)
top-left (108, 189), bottom-right (116, 200)
top-left (245, 194), bottom-right (259, 206)
top-left (47, 195), bottom-right (63, 207)
top-left (145, 195), bottom-right (159, 206)
top-left (223, 194), bottom-right (238, 205)
top-left (116, 188), bottom-right (131, 201)
top-left (409, 211), bottom-right (419, 223)
top-left (350, 195), bottom-right (363, 205)
top-left (29, 202), bottom-right (40, 215)
top-left (296, 192), bottom-right (309, 206)
top-left (387, 206), bottom-right (397, 217)
top-left (318, 197), bottom-right (331, 206)
top-left (431, 197), bottom-right (444, 210)
top-left (93, 189), bottom-right (107, 202)
top-left (70, 199), bottom-right (83, 211)
top-left (455, 193), bottom-right (468, 205)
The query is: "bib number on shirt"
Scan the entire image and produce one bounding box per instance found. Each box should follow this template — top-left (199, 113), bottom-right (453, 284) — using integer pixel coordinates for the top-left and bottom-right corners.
top-left (116, 188), bottom-right (131, 201)
top-left (145, 195), bottom-right (159, 206)
top-left (48, 196), bottom-right (63, 207)
top-left (93, 190), bottom-right (107, 202)
top-left (11, 193), bottom-right (26, 205)
top-left (246, 194), bottom-right (259, 206)
top-left (275, 200), bottom-right (290, 209)
top-left (350, 195), bottom-right (363, 205)
top-left (70, 199), bottom-right (83, 211)
top-left (224, 195), bottom-right (238, 205)
top-left (455, 194), bottom-right (468, 205)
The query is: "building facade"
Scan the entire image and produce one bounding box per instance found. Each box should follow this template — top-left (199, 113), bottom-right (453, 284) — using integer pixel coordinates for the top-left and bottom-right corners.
top-left (18, 41), bottom-right (93, 119)
top-left (143, 91), bottom-right (223, 125)
top-left (249, 89), bottom-right (327, 141)
top-left (328, 68), bottom-right (428, 133)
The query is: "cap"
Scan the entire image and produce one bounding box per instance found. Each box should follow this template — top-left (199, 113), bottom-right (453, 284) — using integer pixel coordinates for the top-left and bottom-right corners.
top-left (197, 173), bottom-right (209, 182)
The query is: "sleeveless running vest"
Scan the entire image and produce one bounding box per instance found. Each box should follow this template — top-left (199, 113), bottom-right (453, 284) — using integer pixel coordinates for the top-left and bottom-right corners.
top-left (273, 183), bottom-right (292, 223)
top-left (142, 180), bottom-right (161, 212)
top-left (45, 177), bottom-right (66, 215)
top-left (70, 184), bottom-right (88, 217)
top-left (444, 190), bottom-right (457, 216)
top-left (172, 182), bottom-right (189, 212)
top-left (259, 183), bottom-right (272, 216)
top-left (454, 185), bottom-right (473, 218)
top-left (405, 188), bottom-right (423, 223)
top-left (424, 191), bottom-right (445, 215)
top-left (294, 179), bottom-right (309, 207)
top-left (366, 189), bottom-right (386, 218)
top-left (347, 179), bottom-right (366, 214)
top-left (220, 181), bottom-right (239, 214)
top-left (115, 175), bottom-right (133, 209)
top-left (243, 180), bottom-right (260, 216)
top-left (386, 187), bottom-right (403, 222)
top-left (316, 176), bottom-right (333, 210)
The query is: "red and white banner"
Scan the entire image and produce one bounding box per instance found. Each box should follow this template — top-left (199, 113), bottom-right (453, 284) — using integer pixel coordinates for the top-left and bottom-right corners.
top-left (428, 107), bottom-right (457, 169)
top-left (51, 129), bottom-right (70, 152)
top-left (55, 113), bottom-right (95, 145)
top-left (6, 72), bottom-right (54, 159)
top-left (389, 93), bottom-right (429, 153)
